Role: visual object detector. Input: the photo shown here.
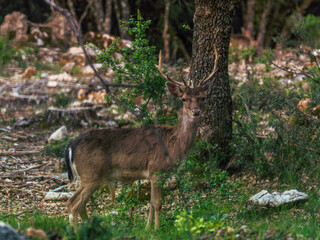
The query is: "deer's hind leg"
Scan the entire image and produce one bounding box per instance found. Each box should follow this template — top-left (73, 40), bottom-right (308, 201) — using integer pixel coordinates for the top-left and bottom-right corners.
top-left (67, 182), bottom-right (103, 226)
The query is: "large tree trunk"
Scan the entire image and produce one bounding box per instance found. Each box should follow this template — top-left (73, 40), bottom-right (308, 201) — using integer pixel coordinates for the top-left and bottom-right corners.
top-left (190, 0), bottom-right (239, 167)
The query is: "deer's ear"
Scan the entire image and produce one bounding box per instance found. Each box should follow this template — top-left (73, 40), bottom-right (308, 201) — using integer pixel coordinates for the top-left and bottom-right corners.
top-left (166, 82), bottom-right (183, 97)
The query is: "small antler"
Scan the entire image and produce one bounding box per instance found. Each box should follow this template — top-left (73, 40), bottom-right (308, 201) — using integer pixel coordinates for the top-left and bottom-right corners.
top-left (157, 51), bottom-right (186, 87)
top-left (198, 44), bottom-right (219, 86)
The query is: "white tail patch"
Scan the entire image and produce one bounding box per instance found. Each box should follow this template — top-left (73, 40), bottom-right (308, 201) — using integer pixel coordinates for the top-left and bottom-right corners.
top-left (69, 214), bottom-right (75, 225)
top-left (68, 147), bottom-right (79, 182)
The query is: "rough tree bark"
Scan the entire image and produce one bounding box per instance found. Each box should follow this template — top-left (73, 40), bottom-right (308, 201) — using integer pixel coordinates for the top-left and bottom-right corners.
top-left (162, 0), bottom-right (170, 63)
top-left (189, 0), bottom-right (239, 167)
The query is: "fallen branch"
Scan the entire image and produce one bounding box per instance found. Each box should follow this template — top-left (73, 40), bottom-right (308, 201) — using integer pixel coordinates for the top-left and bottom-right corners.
top-left (14, 164), bottom-right (45, 173)
top-left (0, 150), bottom-right (40, 156)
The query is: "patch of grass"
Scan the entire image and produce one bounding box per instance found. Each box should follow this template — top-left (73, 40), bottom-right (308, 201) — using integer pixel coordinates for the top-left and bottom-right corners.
top-left (0, 36), bottom-right (15, 73)
top-left (42, 137), bottom-right (70, 158)
top-left (0, 184), bottom-right (318, 239)
top-left (52, 92), bottom-right (73, 108)
top-left (71, 66), bottom-right (81, 76)
top-left (34, 60), bottom-right (53, 71)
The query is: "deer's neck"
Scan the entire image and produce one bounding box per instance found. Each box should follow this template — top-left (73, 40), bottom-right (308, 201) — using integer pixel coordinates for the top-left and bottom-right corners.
top-left (170, 113), bottom-right (199, 160)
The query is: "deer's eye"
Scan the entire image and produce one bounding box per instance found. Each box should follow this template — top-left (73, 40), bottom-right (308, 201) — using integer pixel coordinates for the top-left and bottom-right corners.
top-left (181, 98), bottom-right (186, 102)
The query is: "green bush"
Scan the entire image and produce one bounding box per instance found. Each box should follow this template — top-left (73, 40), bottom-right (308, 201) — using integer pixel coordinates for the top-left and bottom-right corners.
top-left (52, 92), bottom-right (73, 108)
top-left (96, 11), bottom-right (175, 126)
top-left (0, 36), bottom-right (15, 73)
top-left (43, 137), bottom-right (70, 158)
top-left (230, 52), bottom-right (320, 181)
top-left (303, 14), bottom-right (320, 48)
top-left (174, 210), bottom-right (225, 237)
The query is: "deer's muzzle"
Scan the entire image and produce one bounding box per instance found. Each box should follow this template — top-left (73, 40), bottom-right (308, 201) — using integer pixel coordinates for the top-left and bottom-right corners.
top-left (192, 108), bottom-right (200, 116)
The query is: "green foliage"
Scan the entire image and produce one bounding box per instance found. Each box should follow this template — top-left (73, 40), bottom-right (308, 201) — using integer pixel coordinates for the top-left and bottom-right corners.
top-left (52, 92), bottom-right (73, 108)
top-left (34, 60), bottom-right (53, 71)
top-left (71, 66), bottom-right (81, 75)
top-left (43, 137), bottom-right (70, 158)
top-left (175, 141), bottom-right (234, 197)
top-left (97, 11), bottom-right (172, 125)
top-left (0, 36), bottom-right (15, 73)
top-left (231, 57), bottom-right (320, 181)
top-left (303, 14), bottom-right (320, 48)
top-left (174, 210), bottom-right (225, 236)
top-left (67, 216), bottom-right (112, 240)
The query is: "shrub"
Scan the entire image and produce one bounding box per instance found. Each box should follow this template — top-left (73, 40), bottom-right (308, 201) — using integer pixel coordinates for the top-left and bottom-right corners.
top-left (0, 36), bottom-right (15, 73)
top-left (43, 137), bottom-right (70, 158)
top-left (96, 11), bottom-right (175, 126)
top-left (303, 14), bottom-right (320, 48)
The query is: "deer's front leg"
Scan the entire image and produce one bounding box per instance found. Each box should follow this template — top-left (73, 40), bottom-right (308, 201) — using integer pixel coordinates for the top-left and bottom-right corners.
top-left (146, 203), bottom-right (154, 228)
top-left (149, 179), bottom-right (162, 229)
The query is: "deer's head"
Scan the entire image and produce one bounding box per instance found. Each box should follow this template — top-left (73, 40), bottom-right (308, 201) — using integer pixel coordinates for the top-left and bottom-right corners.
top-left (158, 45), bottom-right (219, 118)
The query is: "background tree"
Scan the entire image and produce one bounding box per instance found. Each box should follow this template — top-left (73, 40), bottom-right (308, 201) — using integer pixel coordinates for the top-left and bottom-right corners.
top-left (189, 0), bottom-right (239, 167)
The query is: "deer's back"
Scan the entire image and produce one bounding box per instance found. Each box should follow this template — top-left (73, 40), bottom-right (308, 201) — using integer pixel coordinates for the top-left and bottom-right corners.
top-left (70, 126), bottom-right (175, 181)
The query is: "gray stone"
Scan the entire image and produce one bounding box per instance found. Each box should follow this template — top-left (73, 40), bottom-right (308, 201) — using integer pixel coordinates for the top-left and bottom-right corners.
top-left (247, 189), bottom-right (309, 209)
top-left (48, 126), bottom-right (67, 143)
top-left (44, 191), bottom-right (73, 201)
top-left (0, 221), bottom-right (29, 240)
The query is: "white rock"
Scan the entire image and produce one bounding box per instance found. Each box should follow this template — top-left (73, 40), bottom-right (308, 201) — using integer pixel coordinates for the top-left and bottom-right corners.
top-left (44, 191), bottom-right (73, 201)
top-left (48, 126), bottom-right (67, 143)
top-left (48, 72), bottom-right (73, 82)
top-left (47, 80), bottom-right (58, 88)
top-left (312, 49), bottom-right (320, 56)
top-left (295, 74), bottom-right (305, 81)
top-left (107, 120), bottom-right (118, 128)
top-left (44, 56), bottom-right (53, 63)
top-left (67, 47), bottom-right (83, 55)
top-left (61, 62), bottom-right (75, 73)
top-left (81, 63), bottom-right (103, 75)
top-left (247, 189), bottom-right (309, 209)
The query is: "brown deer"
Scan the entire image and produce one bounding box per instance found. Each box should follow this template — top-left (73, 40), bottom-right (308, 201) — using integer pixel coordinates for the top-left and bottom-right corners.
top-left (65, 47), bottom-right (219, 229)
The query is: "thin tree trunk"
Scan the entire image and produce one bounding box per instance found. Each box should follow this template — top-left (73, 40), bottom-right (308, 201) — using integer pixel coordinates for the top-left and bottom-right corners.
top-left (245, 0), bottom-right (255, 38)
top-left (264, 2), bottom-right (281, 47)
top-left (113, 0), bottom-right (122, 36)
top-left (256, 0), bottom-right (272, 56)
top-left (162, 0), bottom-right (170, 63)
top-left (120, 0), bottom-right (130, 39)
top-left (104, 0), bottom-right (112, 34)
top-left (92, 0), bottom-right (105, 32)
top-left (67, 0), bottom-right (79, 29)
top-left (79, 0), bottom-right (94, 28)
top-left (190, 0), bottom-right (239, 167)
